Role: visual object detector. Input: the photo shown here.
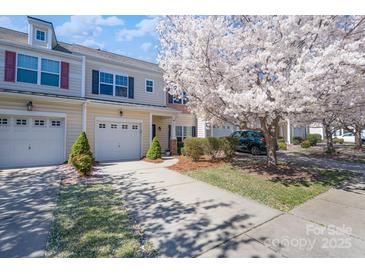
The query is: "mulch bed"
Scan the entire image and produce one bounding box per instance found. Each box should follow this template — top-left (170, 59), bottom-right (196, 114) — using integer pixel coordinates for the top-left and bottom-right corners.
top-left (167, 156), bottom-right (225, 172)
top-left (58, 164), bottom-right (104, 185)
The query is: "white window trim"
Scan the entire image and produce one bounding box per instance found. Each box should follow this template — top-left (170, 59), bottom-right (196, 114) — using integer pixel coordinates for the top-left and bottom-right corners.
top-left (115, 73), bottom-right (129, 97)
top-left (145, 79), bottom-right (154, 93)
top-left (99, 71), bottom-right (129, 97)
top-left (35, 28), bottom-right (46, 42)
top-left (41, 58), bottom-right (61, 87)
top-left (16, 52), bottom-right (61, 88)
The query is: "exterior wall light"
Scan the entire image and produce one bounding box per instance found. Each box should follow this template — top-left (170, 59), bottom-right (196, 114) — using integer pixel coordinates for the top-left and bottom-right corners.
top-left (26, 101), bottom-right (33, 111)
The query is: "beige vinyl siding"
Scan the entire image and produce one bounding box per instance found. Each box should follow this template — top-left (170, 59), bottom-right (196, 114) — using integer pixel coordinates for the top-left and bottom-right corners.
top-left (0, 44), bottom-right (82, 97)
top-left (0, 95), bottom-right (83, 158)
top-left (86, 104), bottom-right (151, 156)
top-left (85, 59), bottom-right (166, 106)
top-left (175, 114), bottom-right (196, 127)
top-left (152, 116), bottom-right (172, 151)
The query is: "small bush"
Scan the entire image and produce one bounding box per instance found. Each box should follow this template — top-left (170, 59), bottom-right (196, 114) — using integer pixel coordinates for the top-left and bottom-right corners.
top-left (147, 137), bottom-right (162, 160)
top-left (72, 154), bottom-right (93, 175)
top-left (204, 137), bottom-right (220, 159)
top-left (292, 136), bottom-right (304, 145)
top-left (307, 134), bottom-right (322, 146)
top-left (301, 140), bottom-right (311, 148)
top-left (69, 132), bottom-right (93, 175)
top-left (180, 147), bottom-right (186, 156)
top-left (278, 142), bottom-right (287, 150)
top-left (219, 136), bottom-right (238, 160)
top-left (277, 137), bottom-right (285, 143)
top-left (184, 137), bottom-right (206, 161)
top-left (333, 137), bottom-right (344, 144)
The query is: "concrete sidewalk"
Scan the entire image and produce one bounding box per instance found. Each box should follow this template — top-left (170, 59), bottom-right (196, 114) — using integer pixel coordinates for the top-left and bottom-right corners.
top-left (97, 159), bottom-right (282, 257)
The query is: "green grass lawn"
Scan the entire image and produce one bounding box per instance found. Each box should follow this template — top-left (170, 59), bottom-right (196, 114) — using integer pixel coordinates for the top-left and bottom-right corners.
top-left (46, 183), bottom-right (153, 258)
top-left (185, 164), bottom-right (355, 212)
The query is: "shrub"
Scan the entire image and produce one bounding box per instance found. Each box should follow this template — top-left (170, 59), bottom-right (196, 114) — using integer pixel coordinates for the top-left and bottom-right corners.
top-left (301, 140), bottom-right (311, 148)
top-left (333, 137), bottom-right (344, 144)
top-left (277, 137), bottom-right (285, 143)
top-left (72, 154), bottom-right (93, 175)
top-left (204, 137), bottom-right (220, 159)
top-left (307, 134), bottom-right (322, 146)
top-left (69, 132), bottom-right (93, 175)
top-left (183, 137), bottom-right (206, 161)
top-left (219, 136), bottom-right (238, 160)
top-left (278, 142), bottom-right (287, 150)
top-left (180, 147), bottom-right (186, 156)
top-left (292, 136), bottom-right (304, 145)
top-left (147, 137), bottom-right (162, 160)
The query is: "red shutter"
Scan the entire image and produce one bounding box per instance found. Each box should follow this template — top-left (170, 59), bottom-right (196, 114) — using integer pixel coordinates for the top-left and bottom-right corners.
top-left (60, 61), bottom-right (69, 89)
top-left (4, 51), bottom-right (16, 82)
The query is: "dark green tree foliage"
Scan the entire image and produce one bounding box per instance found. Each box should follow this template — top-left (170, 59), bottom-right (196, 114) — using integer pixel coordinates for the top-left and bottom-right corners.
top-left (147, 137), bottom-right (162, 160)
top-left (69, 132), bottom-right (93, 175)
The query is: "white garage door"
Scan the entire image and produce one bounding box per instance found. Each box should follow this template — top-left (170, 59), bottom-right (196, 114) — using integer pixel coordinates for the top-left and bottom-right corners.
top-left (95, 120), bottom-right (141, 162)
top-left (0, 115), bottom-right (65, 168)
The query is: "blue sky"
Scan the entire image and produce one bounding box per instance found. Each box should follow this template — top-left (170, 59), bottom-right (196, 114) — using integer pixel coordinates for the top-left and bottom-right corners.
top-left (0, 15), bottom-right (159, 63)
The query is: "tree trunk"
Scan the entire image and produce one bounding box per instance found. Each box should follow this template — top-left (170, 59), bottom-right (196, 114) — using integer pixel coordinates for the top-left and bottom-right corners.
top-left (354, 125), bottom-right (363, 150)
top-left (324, 123), bottom-right (335, 154)
top-left (260, 117), bottom-right (278, 167)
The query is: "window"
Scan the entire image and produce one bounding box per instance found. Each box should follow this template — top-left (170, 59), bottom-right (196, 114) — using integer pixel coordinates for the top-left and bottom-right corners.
top-left (145, 79), bottom-right (154, 93)
top-left (175, 126), bottom-right (194, 142)
top-left (172, 91), bottom-right (187, 104)
top-left (111, 124), bottom-right (117, 129)
top-left (51, 120), bottom-right (61, 127)
top-left (41, 58), bottom-right (60, 87)
top-left (16, 119), bottom-right (27, 126)
top-left (122, 124), bottom-right (128, 129)
top-left (116, 75), bottom-right (128, 97)
top-left (36, 29), bottom-right (46, 41)
top-left (98, 123), bottom-right (106, 129)
top-left (0, 118), bottom-right (8, 126)
top-left (99, 72), bottom-right (114, 95)
top-left (132, 125), bottom-right (138, 130)
top-left (34, 119), bottom-right (45, 126)
top-left (17, 54), bottom-right (38, 84)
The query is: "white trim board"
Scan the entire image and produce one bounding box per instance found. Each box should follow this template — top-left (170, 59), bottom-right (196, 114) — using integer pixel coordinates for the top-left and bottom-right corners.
top-left (0, 108), bottom-right (67, 118)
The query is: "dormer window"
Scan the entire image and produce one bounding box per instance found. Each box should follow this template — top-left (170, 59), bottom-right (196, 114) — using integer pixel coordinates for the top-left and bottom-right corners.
top-left (36, 29), bottom-right (46, 41)
top-left (145, 79), bottom-right (154, 93)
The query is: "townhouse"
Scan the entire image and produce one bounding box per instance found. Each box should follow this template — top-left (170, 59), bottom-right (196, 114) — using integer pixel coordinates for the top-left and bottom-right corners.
top-left (0, 17), bottom-right (202, 168)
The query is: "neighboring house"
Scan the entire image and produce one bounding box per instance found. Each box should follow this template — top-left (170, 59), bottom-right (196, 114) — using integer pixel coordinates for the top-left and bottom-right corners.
top-left (197, 118), bottom-right (238, 138)
top-left (0, 16), bottom-right (201, 168)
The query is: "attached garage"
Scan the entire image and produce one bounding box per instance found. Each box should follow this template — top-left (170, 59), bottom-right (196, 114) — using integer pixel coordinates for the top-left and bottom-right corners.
top-left (0, 114), bottom-right (65, 168)
top-left (94, 118), bottom-right (142, 162)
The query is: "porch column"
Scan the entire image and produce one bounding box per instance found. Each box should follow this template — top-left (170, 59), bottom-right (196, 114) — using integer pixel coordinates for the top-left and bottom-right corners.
top-left (286, 119), bottom-right (291, 145)
top-left (170, 117), bottom-right (177, 155)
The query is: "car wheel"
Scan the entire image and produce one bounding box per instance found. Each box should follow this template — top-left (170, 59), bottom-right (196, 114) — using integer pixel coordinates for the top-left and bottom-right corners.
top-left (251, 146), bottom-right (260, 156)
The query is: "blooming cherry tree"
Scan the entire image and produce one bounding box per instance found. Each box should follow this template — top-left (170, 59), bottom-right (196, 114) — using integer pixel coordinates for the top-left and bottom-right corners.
top-left (157, 16), bottom-right (336, 166)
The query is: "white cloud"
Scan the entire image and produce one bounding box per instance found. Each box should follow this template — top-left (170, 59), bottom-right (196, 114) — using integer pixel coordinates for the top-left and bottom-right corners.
top-left (80, 39), bottom-right (105, 49)
top-left (56, 15), bottom-right (124, 40)
top-left (140, 42), bottom-right (153, 52)
top-left (0, 16), bottom-right (27, 32)
top-left (116, 17), bottom-right (159, 42)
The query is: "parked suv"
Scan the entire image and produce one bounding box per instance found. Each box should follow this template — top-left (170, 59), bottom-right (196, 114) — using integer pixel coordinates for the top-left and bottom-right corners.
top-left (230, 130), bottom-right (267, 155)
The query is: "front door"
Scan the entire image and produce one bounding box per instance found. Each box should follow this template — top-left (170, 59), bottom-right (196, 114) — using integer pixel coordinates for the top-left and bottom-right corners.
top-left (152, 124), bottom-right (156, 140)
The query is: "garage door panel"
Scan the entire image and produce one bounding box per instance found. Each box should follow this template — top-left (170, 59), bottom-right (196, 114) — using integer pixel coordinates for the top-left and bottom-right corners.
top-left (0, 115), bottom-right (65, 168)
top-left (95, 120), bottom-right (141, 162)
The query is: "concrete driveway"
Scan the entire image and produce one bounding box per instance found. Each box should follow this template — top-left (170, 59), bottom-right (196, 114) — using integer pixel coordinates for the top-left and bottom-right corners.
top-left (0, 166), bottom-right (61, 257)
top-left (97, 159), bottom-right (283, 257)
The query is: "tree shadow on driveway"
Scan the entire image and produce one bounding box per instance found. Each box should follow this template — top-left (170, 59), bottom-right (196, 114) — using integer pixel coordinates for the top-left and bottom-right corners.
top-left (0, 166), bottom-right (67, 258)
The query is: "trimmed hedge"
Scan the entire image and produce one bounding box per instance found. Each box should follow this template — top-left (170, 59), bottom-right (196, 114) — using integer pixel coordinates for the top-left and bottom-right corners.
top-left (292, 136), bottom-right (304, 145)
top-left (219, 136), bottom-right (238, 160)
top-left (183, 137), bottom-right (206, 161)
top-left (147, 137), bottom-right (162, 160)
top-left (278, 142), bottom-right (287, 150)
top-left (205, 137), bottom-right (221, 159)
top-left (333, 137), bottom-right (344, 144)
top-left (307, 134), bottom-right (322, 146)
top-left (301, 140), bottom-right (311, 148)
top-left (69, 132), bottom-right (93, 175)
